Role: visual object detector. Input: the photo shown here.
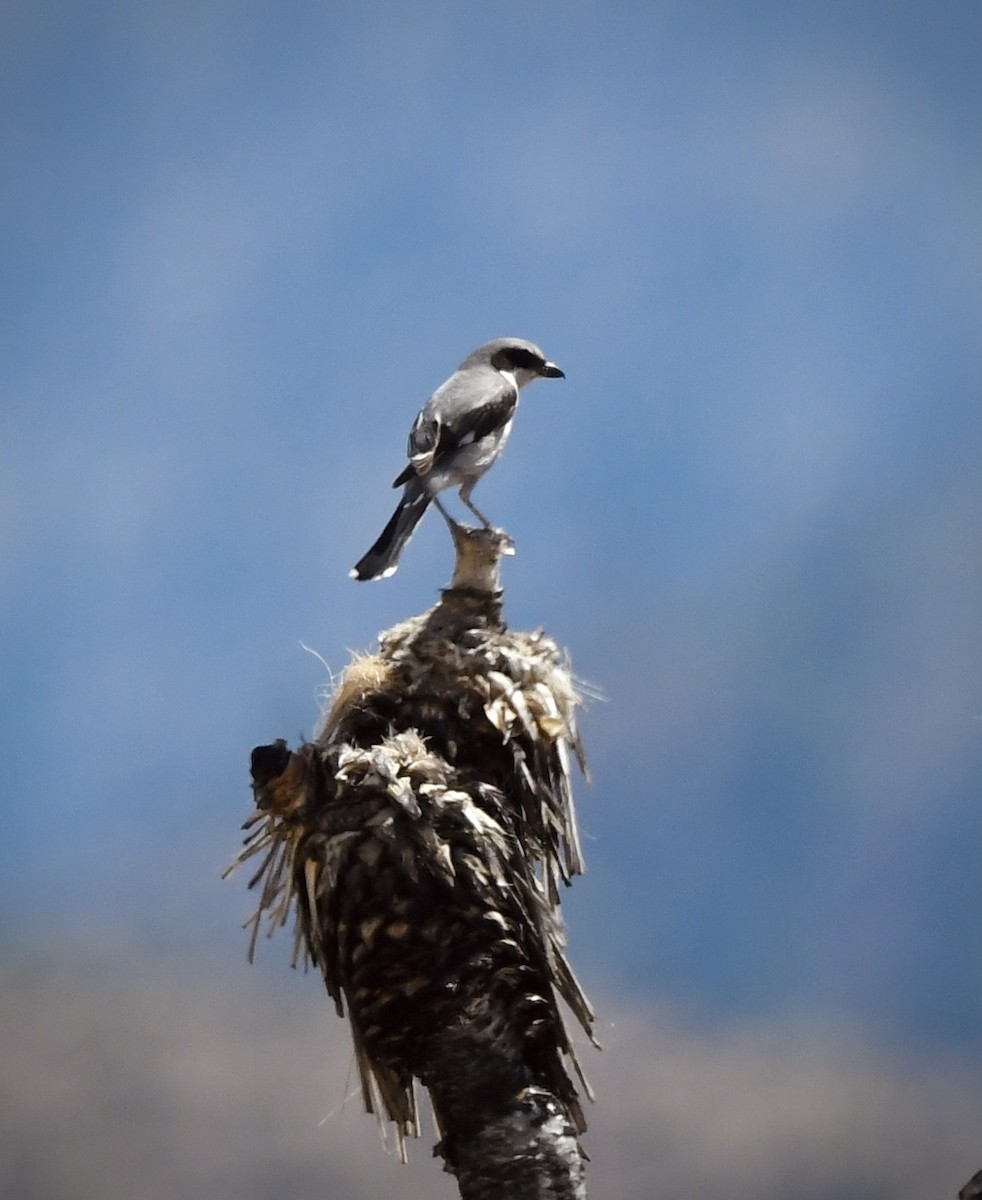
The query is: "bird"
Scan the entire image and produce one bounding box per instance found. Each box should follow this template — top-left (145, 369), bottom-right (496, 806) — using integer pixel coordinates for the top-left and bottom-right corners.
top-left (350, 337), bottom-right (565, 581)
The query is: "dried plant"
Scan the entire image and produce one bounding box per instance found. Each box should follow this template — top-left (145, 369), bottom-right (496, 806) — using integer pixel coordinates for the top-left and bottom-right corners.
top-left (228, 531), bottom-right (596, 1199)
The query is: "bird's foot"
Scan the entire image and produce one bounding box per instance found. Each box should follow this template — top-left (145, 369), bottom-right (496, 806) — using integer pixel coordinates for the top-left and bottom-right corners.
top-left (494, 528), bottom-right (516, 556)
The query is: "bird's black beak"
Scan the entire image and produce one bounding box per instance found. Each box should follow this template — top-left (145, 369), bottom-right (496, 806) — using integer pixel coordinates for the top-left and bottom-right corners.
top-left (541, 361), bottom-right (565, 379)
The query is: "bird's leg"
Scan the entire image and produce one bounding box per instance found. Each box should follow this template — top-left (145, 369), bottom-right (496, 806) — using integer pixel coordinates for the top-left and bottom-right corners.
top-left (432, 496), bottom-right (462, 530)
top-left (458, 484), bottom-right (513, 552)
top-left (458, 486), bottom-right (493, 530)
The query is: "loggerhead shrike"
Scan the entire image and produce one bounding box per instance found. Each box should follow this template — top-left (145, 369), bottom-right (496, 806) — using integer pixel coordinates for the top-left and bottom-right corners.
top-left (350, 337), bottom-right (564, 581)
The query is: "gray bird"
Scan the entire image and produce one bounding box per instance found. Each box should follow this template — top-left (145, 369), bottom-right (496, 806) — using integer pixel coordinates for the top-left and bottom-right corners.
top-left (350, 337), bottom-right (565, 581)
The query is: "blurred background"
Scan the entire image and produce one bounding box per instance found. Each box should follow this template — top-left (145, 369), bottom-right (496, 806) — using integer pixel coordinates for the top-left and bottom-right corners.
top-left (2, 2), bottom-right (981, 1196)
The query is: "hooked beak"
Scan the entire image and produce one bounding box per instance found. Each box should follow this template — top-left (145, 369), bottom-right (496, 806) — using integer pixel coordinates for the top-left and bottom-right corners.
top-left (540, 361), bottom-right (565, 379)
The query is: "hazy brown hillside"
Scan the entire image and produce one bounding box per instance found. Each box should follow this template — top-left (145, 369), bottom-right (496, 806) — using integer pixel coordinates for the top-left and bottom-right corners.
top-left (2, 952), bottom-right (978, 1199)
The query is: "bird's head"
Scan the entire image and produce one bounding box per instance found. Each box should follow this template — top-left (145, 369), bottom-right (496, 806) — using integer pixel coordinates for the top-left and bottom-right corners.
top-left (465, 337), bottom-right (565, 389)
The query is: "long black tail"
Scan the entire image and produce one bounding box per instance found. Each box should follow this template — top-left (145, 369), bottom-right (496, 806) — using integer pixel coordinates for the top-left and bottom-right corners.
top-left (349, 488), bottom-right (431, 581)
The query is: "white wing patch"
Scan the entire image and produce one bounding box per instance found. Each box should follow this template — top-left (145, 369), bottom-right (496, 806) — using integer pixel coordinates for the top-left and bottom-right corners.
top-left (408, 412), bottom-right (441, 476)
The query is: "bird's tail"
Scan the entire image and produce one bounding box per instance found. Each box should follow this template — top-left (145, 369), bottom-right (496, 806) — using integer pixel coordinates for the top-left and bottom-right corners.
top-left (350, 489), bottom-right (431, 581)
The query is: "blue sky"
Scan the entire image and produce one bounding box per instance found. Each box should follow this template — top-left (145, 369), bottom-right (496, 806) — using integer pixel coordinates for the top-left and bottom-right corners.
top-left (3, 0), bottom-right (982, 1063)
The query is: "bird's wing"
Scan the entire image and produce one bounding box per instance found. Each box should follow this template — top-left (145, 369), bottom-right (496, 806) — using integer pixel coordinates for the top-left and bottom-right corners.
top-left (393, 371), bottom-right (518, 485)
top-left (406, 410), bottom-right (442, 477)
